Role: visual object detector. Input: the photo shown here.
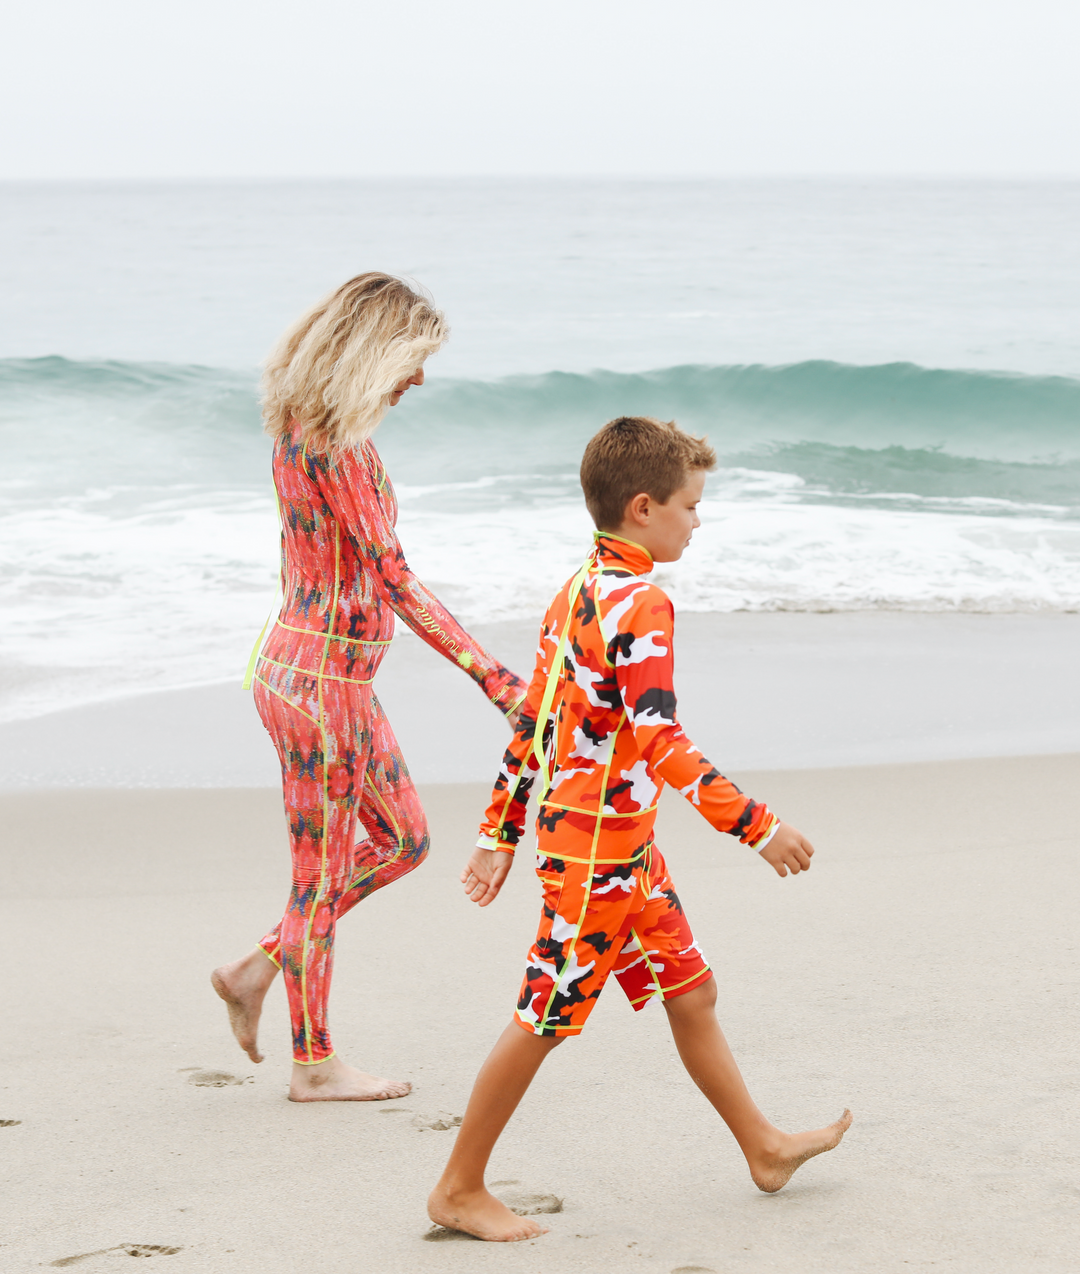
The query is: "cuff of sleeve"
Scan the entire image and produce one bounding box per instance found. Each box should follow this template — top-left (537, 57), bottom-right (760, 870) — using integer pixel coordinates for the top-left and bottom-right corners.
top-left (751, 815), bottom-right (781, 853)
top-left (476, 833), bottom-right (515, 855)
top-left (487, 676), bottom-right (528, 716)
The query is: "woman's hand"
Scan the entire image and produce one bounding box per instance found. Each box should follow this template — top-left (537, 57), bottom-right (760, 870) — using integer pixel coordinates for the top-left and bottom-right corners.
top-left (462, 848), bottom-right (513, 907)
top-left (506, 707), bottom-right (522, 732)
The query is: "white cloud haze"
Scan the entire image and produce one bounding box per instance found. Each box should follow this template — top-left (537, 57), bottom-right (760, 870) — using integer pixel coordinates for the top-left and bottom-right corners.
top-left (1, 0), bottom-right (1077, 178)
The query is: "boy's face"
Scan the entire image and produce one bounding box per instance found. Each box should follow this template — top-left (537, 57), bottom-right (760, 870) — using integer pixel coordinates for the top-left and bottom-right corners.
top-left (615, 470), bottom-right (706, 563)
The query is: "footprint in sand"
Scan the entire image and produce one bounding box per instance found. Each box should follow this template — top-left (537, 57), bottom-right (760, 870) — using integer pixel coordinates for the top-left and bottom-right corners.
top-left (411, 1112), bottom-right (463, 1131)
top-left (182, 1069), bottom-right (251, 1087)
top-left (422, 1226), bottom-right (475, 1242)
top-left (423, 1180), bottom-right (564, 1240)
top-left (51, 1244), bottom-right (182, 1266)
top-left (490, 1181), bottom-right (563, 1215)
top-left (0, 1119), bottom-right (21, 1127)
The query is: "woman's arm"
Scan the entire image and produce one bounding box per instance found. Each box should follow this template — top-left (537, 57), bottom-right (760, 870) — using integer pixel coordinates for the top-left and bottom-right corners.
top-left (311, 444), bottom-right (526, 714)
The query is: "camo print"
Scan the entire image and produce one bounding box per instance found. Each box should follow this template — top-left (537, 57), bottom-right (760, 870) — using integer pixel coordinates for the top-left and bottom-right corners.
top-left (518, 843), bottom-right (712, 1035)
top-left (478, 533), bottom-right (777, 860)
top-left (253, 425), bottom-right (526, 1063)
top-left (476, 532), bottom-right (778, 1036)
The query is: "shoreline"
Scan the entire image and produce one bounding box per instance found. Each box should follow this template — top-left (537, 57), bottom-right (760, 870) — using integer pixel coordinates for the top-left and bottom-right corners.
top-left (2, 609), bottom-right (1079, 788)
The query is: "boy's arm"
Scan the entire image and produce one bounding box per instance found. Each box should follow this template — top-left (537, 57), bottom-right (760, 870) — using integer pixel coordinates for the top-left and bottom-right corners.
top-left (473, 625), bottom-right (551, 856)
top-left (460, 847), bottom-right (514, 907)
top-left (311, 446), bottom-right (526, 716)
top-left (613, 589), bottom-right (782, 852)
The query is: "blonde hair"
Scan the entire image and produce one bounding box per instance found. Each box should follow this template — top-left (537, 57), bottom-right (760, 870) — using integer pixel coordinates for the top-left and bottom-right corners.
top-left (580, 416), bottom-right (716, 530)
top-left (262, 272), bottom-right (448, 453)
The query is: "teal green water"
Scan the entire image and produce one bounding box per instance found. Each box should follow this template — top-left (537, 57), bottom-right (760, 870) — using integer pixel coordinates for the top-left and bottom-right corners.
top-left (2, 178), bottom-right (1079, 719)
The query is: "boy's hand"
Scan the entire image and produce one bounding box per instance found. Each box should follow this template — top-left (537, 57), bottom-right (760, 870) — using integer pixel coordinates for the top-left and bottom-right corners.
top-left (759, 821), bottom-right (815, 877)
top-left (462, 847), bottom-right (513, 907)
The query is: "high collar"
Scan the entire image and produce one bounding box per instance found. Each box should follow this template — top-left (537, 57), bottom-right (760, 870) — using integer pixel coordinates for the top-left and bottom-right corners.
top-left (593, 531), bottom-right (654, 576)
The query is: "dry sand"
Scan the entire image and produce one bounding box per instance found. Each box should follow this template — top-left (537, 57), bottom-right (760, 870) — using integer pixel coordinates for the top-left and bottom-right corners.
top-left (2, 755), bottom-right (1079, 1272)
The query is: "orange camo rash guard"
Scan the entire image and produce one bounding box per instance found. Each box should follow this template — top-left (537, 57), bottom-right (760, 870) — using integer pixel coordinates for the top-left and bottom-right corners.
top-left (478, 533), bottom-right (779, 863)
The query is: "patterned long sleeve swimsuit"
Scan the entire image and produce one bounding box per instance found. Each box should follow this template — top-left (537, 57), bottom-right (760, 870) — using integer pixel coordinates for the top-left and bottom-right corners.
top-left (252, 424), bottom-right (525, 1063)
top-left (477, 532), bottom-right (779, 1035)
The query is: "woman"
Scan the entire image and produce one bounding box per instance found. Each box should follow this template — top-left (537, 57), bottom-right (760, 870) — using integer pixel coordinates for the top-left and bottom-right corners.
top-left (212, 274), bottom-right (526, 1101)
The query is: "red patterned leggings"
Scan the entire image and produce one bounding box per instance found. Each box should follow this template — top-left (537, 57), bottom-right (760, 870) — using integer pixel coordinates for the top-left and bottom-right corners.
top-left (253, 660), bottom-right (428, 1063)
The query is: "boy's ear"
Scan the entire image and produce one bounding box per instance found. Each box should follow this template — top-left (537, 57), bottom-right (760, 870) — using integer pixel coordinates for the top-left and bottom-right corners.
top-left (624, 492), bottom-right (651, 526)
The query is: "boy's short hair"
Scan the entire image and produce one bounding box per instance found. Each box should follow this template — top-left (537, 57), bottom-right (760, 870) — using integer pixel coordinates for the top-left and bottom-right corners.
top-left (580, 416), bottom-right (717, 531)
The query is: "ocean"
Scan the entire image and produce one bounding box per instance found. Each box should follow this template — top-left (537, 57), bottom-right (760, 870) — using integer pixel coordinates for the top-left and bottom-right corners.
top-left (2, 179), bottom-right (1079, 722)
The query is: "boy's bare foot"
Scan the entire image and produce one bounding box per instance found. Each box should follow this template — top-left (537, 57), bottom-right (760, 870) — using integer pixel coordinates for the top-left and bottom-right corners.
top-left (427, 1185), bottom-right (549, 1242)
top-left (211, 948), bottom-right (279, 1063)
top-left (288, 1055), bottom-right (411, 1102)
top-left (749, 1109), bottom-right (853, 1193)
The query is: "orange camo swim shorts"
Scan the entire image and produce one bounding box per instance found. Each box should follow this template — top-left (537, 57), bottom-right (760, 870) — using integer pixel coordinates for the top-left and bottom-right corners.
top-left (515, 842), bottom-right (712, 1036)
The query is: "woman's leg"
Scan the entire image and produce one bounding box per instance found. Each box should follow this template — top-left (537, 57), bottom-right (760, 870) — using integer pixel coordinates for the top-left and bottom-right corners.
top-left (215, 678), bottom-right (427, 1098)
top-left (287, 688), bottom-right (428, 1101)
top-left (333, 689), bottom-right (430, 917)
top-left (210, 674), bottom-right (305, 1065)
top-left (215, 674), bottom-right (400, 1096)
top-left (218, 675), bottom-right (355, 1075)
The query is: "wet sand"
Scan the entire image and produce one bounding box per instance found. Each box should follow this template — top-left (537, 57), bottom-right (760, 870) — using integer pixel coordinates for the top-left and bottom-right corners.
top-left (3, 755), bottom-right (1079, 1272)
top-left (3, 610), bottom-right (1080, 788)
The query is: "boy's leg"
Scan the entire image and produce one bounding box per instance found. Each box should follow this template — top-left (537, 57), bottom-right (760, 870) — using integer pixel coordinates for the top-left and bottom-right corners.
top-left (664, 977), bottom-right (852, 1192)
top-left (428, 1022), bottom-right (563, 1242)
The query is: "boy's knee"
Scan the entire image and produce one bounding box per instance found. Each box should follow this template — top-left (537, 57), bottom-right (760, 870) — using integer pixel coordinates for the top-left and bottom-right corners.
top-left (663, 973), bottom-right (716, 1015)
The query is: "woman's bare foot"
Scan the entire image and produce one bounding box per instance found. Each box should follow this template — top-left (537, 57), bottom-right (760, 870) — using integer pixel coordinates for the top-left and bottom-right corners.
top-left (427, 1184), bottom-right (548, 1242)
top-left (288, 1055), bottom-right (411, 1102)
top-left (210, 948), bottom-right (279, 1063)
top-left (749, 1109), bottom-right (853, 1193)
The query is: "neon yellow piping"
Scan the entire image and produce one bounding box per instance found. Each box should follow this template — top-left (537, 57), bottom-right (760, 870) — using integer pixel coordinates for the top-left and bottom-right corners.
top-left (528, 850), bottom-right (649, 866)
top-left (531, 561), bottom-right (591, 798)
top-left (593, 528), bottom-right (654, 562)
top-left (273, 618), bottom-right (391, 646)
top-left (257, 655), bottom-right (375, 686)
top-left (298, 522), bottom-right (342, 1065)
top-left (626, 965), bottom-right (713, 1006)
top-left (538, 799), bottom-right (659, 819)
top-left (345, 776), bottom-right (409, 895)
top-left (252, 674), bottom-right (321, 728)
top-left (535, 713), bottom-right (621, 1032)
top-left (242, 612), bottom-right (273, 690)
top-left (243, 489), bottom-right (285, 690)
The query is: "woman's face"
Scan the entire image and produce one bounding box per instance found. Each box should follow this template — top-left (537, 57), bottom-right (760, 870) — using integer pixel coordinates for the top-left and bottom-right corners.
top-left (388, 366), bottom-right (425, 407)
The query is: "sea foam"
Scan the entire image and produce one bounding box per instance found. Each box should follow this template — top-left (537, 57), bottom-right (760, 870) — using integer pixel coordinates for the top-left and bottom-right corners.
top-left (2, 356), bottom-right (1078, 721)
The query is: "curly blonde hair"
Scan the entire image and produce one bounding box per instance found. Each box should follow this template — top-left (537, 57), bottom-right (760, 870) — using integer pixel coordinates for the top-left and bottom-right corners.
top-left (262, 272), bottom-right (448, 453)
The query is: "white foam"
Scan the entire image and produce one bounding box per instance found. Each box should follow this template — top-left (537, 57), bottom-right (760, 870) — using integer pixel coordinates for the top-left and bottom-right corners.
top-left (3, 476), bottom-right (1080, 722)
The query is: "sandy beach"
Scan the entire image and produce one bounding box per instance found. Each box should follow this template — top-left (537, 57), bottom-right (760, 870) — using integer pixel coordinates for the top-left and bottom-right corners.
top-left (5, 13), bottom-right (1080, 1266)
top-left (2, 610), bottom-right (1079, 1272)
top-left (3, 611), bottom-right (1080, 788)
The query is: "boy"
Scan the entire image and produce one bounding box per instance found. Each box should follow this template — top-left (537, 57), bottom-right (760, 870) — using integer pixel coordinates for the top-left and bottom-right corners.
top-left (428, 416), bottom-right (851, 1243)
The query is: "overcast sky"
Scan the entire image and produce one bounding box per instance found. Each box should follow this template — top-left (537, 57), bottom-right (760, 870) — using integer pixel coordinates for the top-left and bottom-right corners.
top-left (2, 0), bottom-right (1077, 180)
